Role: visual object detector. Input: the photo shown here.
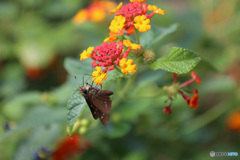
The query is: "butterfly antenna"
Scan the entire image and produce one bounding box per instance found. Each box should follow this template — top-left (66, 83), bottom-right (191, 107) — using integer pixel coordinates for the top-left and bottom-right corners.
top-left (74, 75), bottom-right (80, 88)
top-left (84, 74), bottom-right (92, 86)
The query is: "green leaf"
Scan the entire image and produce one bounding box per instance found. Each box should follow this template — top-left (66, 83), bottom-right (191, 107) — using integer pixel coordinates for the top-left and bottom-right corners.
top-left (0, 107), bottom-right (66, 143)
top-left (140, 23), bottom-right (178, 48)
top-left (64, 57), bottom-right (124, 86)
top-left (149, 47), bottom-right (201, 73)
top-left (64, 57), bottom-right (92, 77)
top-left (67, 88), bottom-right (86, 136)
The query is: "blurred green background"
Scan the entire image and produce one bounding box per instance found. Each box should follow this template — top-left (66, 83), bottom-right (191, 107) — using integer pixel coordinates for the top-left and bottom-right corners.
top-left (0, 0), bottom-right (240, 159)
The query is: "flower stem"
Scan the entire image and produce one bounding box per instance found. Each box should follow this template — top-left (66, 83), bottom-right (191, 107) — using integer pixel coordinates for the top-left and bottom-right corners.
top-left (112, 76), bottom-right (134, 107)
top-left (134, 27), bottom-right (140, 44)
top-left (114, 64), bottom-right (123, 74)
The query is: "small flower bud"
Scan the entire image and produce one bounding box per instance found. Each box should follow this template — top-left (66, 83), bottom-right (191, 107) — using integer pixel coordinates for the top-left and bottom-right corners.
top-left (163, 105), bottom-right (172, 114)
top-left (79, 126), bottom-right (87, 135)
top-left (143, 49), bottom-right (155, 63)
top-left (163, 83), bottom-right (179, 97)
top-left (132, 46), bottom-right (144, 56)
top-left (80, 119), bottom-right (89, 126)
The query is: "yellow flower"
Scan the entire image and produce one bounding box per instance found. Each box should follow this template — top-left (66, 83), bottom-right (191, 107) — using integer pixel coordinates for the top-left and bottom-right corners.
top-left (72, 9), bottom-right (88, 25)
top-left (80, 47), bottom-right (94, 61)
top-left (109, 15), bottom-right (126, 34)
top-left (123, 40), bottom-right (141, 49)
top-left (92, 66), bottom-right (107, 84)
top-left (130, 0), bottom-right (146, 2)
top-left (104, 35), bottom-right (118, 42)
top-left (148, 5), bottom-right (165, 15)
top-left (109, 2), bottom-right (122, 14)
top-left (119, 58), bottom-right (137, 75)
top-left (134, 15), bottom-right (151, 32)
top-left (89, 8), bottom-right (106, 23)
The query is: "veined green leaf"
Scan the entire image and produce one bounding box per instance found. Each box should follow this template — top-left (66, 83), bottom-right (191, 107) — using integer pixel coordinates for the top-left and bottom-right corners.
top-left (67, 88), bottom-right (86, 136)
top-left (149, 47), bottom-right (201, 73)
top-left (64, 57), bottom-right (92, 76)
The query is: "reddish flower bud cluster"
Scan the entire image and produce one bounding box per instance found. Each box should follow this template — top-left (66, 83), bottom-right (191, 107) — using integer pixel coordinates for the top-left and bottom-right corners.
top-left (91, 41), bottom-right (131, 73)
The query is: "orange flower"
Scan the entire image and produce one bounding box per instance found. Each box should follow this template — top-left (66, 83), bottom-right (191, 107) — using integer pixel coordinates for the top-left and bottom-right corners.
top-left (189, 93), bottom-right (199, 109)
top-left (130, 0), bottom-right (146, 2)
top-left (73, 0), bottom-right (117, 25)
top-left (227, 111), bottom-right (240, 133)
top-left (104, 35), bottom-right (118, 42)
top-left (148, 5), bottom-right (165, 15)
top-left (109, 2), bottom-right (122, 14)
top-left (191, 71), bottom-right (201, 84)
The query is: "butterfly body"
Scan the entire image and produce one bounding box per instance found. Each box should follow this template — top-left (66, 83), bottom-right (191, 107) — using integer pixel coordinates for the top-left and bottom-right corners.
top-left (79, 86), bottom-right (113, 126)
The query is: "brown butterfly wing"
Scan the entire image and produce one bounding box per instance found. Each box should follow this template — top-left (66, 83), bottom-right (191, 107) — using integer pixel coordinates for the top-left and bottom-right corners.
top-left (83, 87), bottom-right (113, 126)
top-left (87, 99), bottom-right (110, 126)
top-left (85, 97), bottom-right (98, 119)
top-left (91, 89), bottom-right (113, 114)
top-left (91, 89), bottom-right (113, 126)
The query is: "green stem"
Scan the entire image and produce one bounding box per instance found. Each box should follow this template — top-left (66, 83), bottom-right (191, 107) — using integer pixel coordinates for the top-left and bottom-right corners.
top-left (182, 101), bottom-right (231, 135)
top-left (134, 27), bottom-right (140, 44)
top-left (112, 77), bottom-right (134, 107)
top-left (114, 64), bottom-right (123, 74)
top-left (127, 91), bottom-right (164, 100)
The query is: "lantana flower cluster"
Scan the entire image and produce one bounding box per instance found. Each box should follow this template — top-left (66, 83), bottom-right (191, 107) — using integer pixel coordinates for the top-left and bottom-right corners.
top-left (109, 0), bottom-right (165, 35)
top-left (80, 40), bottom-right (140, 84)
top-left (79, 0), bottom-right (165, 84)
top-left (163, 71), bottom-right (201, 114)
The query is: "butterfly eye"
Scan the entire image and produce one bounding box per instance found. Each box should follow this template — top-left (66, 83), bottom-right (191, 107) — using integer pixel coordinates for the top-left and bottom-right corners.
top-left (83, 89), bottom-right (87, 94)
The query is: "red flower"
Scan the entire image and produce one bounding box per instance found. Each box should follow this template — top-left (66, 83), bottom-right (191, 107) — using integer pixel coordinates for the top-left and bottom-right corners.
top-left (91, 41), bottom-right (130, 72)
top-left (163, 105), bottom-right (172, 114)
top-left (52, 134), bottom-right (91, 160)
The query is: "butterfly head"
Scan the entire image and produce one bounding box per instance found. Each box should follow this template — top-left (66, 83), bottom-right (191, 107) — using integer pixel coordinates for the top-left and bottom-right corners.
top-left (79, 86), bottom-right (89, 95)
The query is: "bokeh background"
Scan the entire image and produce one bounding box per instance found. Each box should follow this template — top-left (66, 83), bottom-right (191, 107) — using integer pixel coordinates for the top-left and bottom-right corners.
top-left (0, 0), bottom-right (240, 159)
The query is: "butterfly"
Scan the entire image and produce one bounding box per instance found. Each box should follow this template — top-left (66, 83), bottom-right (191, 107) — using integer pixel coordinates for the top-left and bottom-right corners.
top-left (79, 84), bottom-right (113, 126)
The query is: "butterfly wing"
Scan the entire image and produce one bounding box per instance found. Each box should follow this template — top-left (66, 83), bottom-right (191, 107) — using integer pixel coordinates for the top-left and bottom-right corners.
top-left (92, 89), bottom-right (113, 114)
top-left (83, 87), bottom-right (113, 126)
top-left (91, 89), bottom-right (113, 126)
top-left (85, 97), bottom-right (98, 119)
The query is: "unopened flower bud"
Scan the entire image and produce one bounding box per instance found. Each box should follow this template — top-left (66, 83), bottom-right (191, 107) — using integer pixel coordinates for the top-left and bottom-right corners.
top-left (163, 83), bottom-right (179, 97)
top-left (80, 119), bottom-right (89, 126)
top-left (132, 46), bottom-right (144, 56)
top-left (79, 126), bottom-right (87, 135)
top-left (143, 49), bottom-right (155, 63)
top-left (163, 105), bottom-right (172, 114)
